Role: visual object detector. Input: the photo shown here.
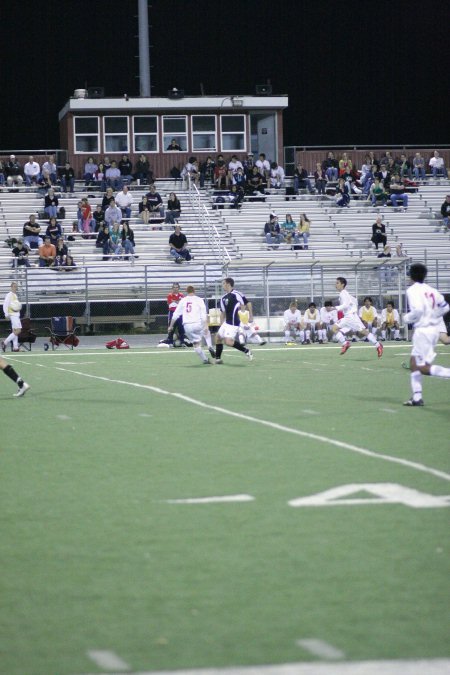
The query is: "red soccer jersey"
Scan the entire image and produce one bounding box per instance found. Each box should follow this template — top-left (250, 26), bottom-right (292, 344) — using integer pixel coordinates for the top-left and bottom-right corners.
top-left (167, 292), bottom-right (184, 313)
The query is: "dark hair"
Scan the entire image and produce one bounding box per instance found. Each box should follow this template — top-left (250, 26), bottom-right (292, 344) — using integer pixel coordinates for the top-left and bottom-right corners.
top-left (224, 277), bottom-right (234, 287)
top-left (363, 296), bottom-right (373, 303)
top-left (386, 300), bottom-right (395, 308)
top-left (336, 276), bottom-right (347, 287)
top-left (309, 302), bottom-right (316, 308)
top-left (324, 300), bottom-right (333, 307)
top-left (409, 263), bottom-right (427, 283)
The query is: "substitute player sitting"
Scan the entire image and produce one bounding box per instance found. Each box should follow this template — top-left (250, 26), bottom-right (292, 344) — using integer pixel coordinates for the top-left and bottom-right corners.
top-left (380, 301), bottom-right (401, 341)
top-left (303, 302), bottom-right (321, 344)
top-left (238, 308), bottom-right (266, 346)
top-left (168, 286), bottom-right (211, 365)
top-left (403, 263), bottom-right (450, 406)
top-left (319, 301), bottom-right (337, 343)
top-left (283, 301), bottom-right (304, 344)
top-left (359, 296), bottom-right (379, 339)
top-left (332, 277), bottom-right (383, 357)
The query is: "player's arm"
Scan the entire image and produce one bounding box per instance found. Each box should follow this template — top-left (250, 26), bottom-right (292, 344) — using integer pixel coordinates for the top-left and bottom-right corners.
top-left (245, 300), bottom-right (254, 323)
top-left (3, 293), bottom-right (11, 317)
top-left (169, 302), bottom-right (183, 330)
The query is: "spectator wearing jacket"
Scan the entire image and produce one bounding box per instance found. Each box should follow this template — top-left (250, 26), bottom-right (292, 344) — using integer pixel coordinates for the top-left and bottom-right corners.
top-left (45, 217), bottom-right (62, 247)
top-left (165, 192), bottom-right (181, 224)
top-left (145, 185), bottom-right (164, 218)
top-left (264, 213), bottom-right (283, 247)
top-left (59, 162), bottom-right (75, 193)
top-left (294, 164), bottom-right (314, 194)
top-left (119, 155), bottom-right (133, 184)
top-left (5, 155), bottom-right (23, 187)
top-left (22, 214), bottom-right (43, 249)
top-left (134, 154), bottom-right (153, 184)
top-left (371, 216), bottom-right (387, 250)
top-left (44, 188), bottom-right (59, 218)
top-left (322, 152), bottom-right (338, 181)
top-left (440, 195), bottom-right (450, 231)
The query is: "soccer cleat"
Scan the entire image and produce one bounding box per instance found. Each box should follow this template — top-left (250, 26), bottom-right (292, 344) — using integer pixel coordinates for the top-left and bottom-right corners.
top-left (203, 358), bottom-right (212, 365)
top-left (215, 358), bottom-right (223, 364)
top-left (259, 340), bottom-right (267, 346)
top-left (105, 339), bottom-right (117, 349)
top-left (1, 341), bottom-right (5, 353)
top-left (116, 341), bottom-right (130, 349)
top-left (183, 339), bottom-right (193, 347)
top-left (377, 343), bottom-right (384, 358)
top-left (340, 341), bottom-right (351, 355)
top-left (245, 350), bottom-right (253, 361)
top-left (14, 382), bottom-right (30, 397)
top-left (208, 347), bottom-right (217, 359)
top-left (401, 361), bottom-right (410, 370)
top-left (403, 398), bottom-right (424, 407)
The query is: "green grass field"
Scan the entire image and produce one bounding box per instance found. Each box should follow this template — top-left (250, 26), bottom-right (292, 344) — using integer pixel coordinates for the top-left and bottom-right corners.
top-left (1, 341), bottom-right (449, 675)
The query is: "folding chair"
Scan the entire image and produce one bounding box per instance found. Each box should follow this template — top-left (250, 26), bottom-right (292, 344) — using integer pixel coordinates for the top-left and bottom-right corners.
top-left (17, 318), bottom-right (37, 351)
top-left (46, 316), bottom-right (79, 350)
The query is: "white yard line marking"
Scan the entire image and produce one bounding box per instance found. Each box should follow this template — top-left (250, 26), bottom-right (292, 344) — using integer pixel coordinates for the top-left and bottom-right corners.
top-left (165, 494), bottom-right (254, 504)
top-left (381, 408), bottom-right (398, 414)
top-left (86, 650), bottom-right (130, 670)
top-left (301, 409), bottom-right (319, 415)
top-left (56, 414), bottom-right (71, 420)
top-left (75, 657), bottom-right (450, 675)
top-left (53, 366), bottom-right (450, 483)
top-left (296, 638), bottom-right (344, 659)
top-left (138, 413), bottom-right (153, 417)
top-left (55, 361), bottom-right (96, 365)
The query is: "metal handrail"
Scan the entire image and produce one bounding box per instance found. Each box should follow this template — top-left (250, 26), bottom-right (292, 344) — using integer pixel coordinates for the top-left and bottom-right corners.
top-left (187, 179), bottom-right (232, 265)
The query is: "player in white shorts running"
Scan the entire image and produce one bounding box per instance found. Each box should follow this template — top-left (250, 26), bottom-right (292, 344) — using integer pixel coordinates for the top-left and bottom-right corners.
top-left (402, 263), bottom-right (450, 406)
top-left (332, 277), bottom-right (383, 357)
top-left (2, 282), bottom-right (22, 352)
top-left (168, 286), bottom-right (211, 364)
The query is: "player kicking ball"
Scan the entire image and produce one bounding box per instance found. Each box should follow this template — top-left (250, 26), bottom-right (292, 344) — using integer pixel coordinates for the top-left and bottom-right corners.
top-left (332, 277), bottom-right (383, 357)
top-left (402, 263), bottom-right (450, 406)
top-left (168, 286), bottom-right (212, 365)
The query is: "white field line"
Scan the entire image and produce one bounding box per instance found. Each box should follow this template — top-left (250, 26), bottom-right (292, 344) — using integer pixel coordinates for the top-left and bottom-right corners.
top-left (296, 638), bottom-right (345, 659)
top-left (52, 366), bottom-right (450, 483)
top-left (75, 657), bottom-right (450, 675)
top-left (86, 650), bottom-right (130, 670)
top-left (165, 494), bottom-right (254, 504)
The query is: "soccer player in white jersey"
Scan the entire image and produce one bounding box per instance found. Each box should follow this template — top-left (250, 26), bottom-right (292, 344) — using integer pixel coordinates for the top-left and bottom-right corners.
top-left (283, 301), bottom-right (304, 344)
top-left (168, 286), bottom-right (211, 364)
top-left (2, 282), bottom-right (22, 353)
top-left (319, 301), bottom-right (337, 342)
top-left (303, 302), bottom-right (320, 344)
top-left (402, 263), bottom-right (450, 406)
top-left (332, 277), bottom-right (383, 357)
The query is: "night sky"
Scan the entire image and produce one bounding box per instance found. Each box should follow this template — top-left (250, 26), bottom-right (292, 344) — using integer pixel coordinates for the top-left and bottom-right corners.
top-left (2, 0), bottom-right (449, 152)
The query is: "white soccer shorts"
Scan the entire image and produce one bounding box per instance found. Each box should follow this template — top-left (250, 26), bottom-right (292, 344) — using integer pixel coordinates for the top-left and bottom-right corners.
top-left (336, 313), bottom-right (365, 334)
top-left (10, 315), bottom-right (22, 331)
top-left (184, 321), bottom-right (203, 344)
top-left (411, 326), bottom-right (439, 366)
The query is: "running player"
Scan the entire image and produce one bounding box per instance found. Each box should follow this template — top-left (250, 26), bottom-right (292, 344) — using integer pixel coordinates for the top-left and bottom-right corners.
top-left (168, 286), bottom-right (211, 364)
top-left (215, 278), bottom-right (253, 363)
top-left (402, 263), bottom-right (450, 406)
top-left (0, 357), bottom-right (30, 397)
top-left (2, 282), bottom-right (22, 352)
top-left (332, 277), bottom-right (383, 357)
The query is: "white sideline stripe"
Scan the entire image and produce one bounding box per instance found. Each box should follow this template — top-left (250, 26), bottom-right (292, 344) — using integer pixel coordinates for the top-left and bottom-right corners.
top-left (296, 638), bottom-right (345, 659)
top-left (165, 494), bottom-right (254, 504)
top-left (380, 408), bottom-right (398, 414)
top-left (86, 650), bottom-right (130, 670)
top-left (53, 367), bottom-right (450, 483)
top-left (76, 657), bottom-right (450, 675)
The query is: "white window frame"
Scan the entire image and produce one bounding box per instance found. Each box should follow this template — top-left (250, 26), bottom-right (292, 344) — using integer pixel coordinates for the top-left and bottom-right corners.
top-left (163, 115), bottom-right (188, 152)
top-left (220, 114), bottom-right (247, 152)
top-left (132, 115), bottom-right (159, 153)
top-left (73, 116), bottom-right (100, 154)
top-left (103, 116), bottom-right (129, 153)
top-left (191, 115), bottom-right (217, 152)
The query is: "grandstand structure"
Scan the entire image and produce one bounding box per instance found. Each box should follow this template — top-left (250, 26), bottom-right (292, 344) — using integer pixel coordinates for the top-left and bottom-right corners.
top-left (0, 169), bottom-right (449, 336)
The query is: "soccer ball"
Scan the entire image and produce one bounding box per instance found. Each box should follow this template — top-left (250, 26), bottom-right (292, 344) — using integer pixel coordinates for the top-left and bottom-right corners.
top-left (10, 300), bottom-right (22, 312)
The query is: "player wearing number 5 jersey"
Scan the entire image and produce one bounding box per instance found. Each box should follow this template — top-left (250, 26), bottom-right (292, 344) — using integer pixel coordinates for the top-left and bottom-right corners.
top-left (403, 263), bottom-right (450, 406)
top-left (169, 286), bottom-right (211, 364)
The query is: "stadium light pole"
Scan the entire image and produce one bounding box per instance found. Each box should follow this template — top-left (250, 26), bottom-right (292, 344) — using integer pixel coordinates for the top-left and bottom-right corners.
top-left (138, 0), bottom-right (151, 97)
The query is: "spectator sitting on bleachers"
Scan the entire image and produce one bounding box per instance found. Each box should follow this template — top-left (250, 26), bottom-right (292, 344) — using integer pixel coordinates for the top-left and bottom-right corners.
top-left (322, 152), bottom-right (338, 181)
top-left (199, 156), bottom-right (215, 188)
top-left (269, 161), bottom-right (285, 189)
top-left (24, 155), bottom-right (41, 187)
top-left (53, 237), bottom-right (68, 266)
top-left (395, 242), bottom-right (406, 257)
top-left (389, 174), bottom-right (409, 210)
top-left (229, 184), bottom-right (244, 209)
top-left (94, 162), bottom-right (107, 192)
top-left (335, 178), bottom-right (350, 207)
top-left (92, 204), bottom-right (105, 232)
top-left (165, 192), bottom-right (181, 224)
top-left (338, 153), bottom-right (352, 176)
top-left (105, 161), bottom-right (122, 190)
top-left (115, 185), bottom-right (133, 219)
top-left (297, 213), bottom-right (311, 250)
top-left (44, 187), bottom-right (59, 218)
top-left (243, 152), bottom-right (255, 177)
top-left (429, 150), bottom-right (447, 179)
top-left (96, 223), bottom-right (114, 260)
top-left (145, 184), bottom-right (165, 218)
top-left (377, 245), bottom-right (392, 282)
top-left (294, 163), bottom-right (314, 194)
top-left (120, 221), bottom-right (136, 260)
top-left (59, 162), bottom-right (75, 194)
top-left (247, 166), bottom-right (265, 194)
top-left (101, 187), bottom-right (115, 211)
top-left (214, 159), bottom-right (228, 188)
top-left (386, 156), bottom-right (398, 176)
top-left (23, 214), bottom-right (43, 249)
top-left (5, 155), bottom-right (23, 187)
top-left (0, 160), bottom-right (5, 186)
top-left (38, 236), bottom-right (56, 267)
top-left (57, 254), bottom-right (76, 272)
top-left (104, 199), bottom-right (123, 228)
top-left (412, 152), bottom-right (426, 181)
top-left (255, 153), bottom-right (271, 181)
top-left (380, 300), bottom-right (401, 341)
top-left (119, 155), bottom-right (133, 184)
top-left (281, 214), bottom-right (297, 245)
top-left (314, 163), bottom-right (327, 194)
top-left (181, 157), bottom-right (200, 186)
top-left (138, 195), bottom-right (151, 224)
top-left (103, 156), bottom-right (111, 171)
top-left (110, 222), bottom-right (122, 257)
top-left (233, 167), bottom-right (247, 190)
top-left (399, 153), bottom-right (412, 179)
top-left (264, 213), bottom-right (283, 248)
top-left (367, 151), bottom-right (380, 170)
top-left (37, 170), bottom-right (54, 197)
top-left (11, 239), bottom-right (30, 268)
top-left (370, 177), bottom-right (388, 207)
top-left (83, 157), bottom-right (98, 186)
top-left (228, 155), bottom-right (243, 185)
top-left (79, 197), bottom-right (95, 235)
top-left (361, 164), bottom-right (376, 195)
top-left (440, 195), bottom-right (450, 232)
top-left (134, 154), bottom-right (153, 185)
top-left (371, 216), bottom-right (387, 250)
top-left (45, 217), bottom-right (62, 247)
top-left (42, 155), bottom-right (57, 183)
top-left (169, 225), bottom-right (191, 263)
top-left (376, 164), bottom-right (391, 188)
